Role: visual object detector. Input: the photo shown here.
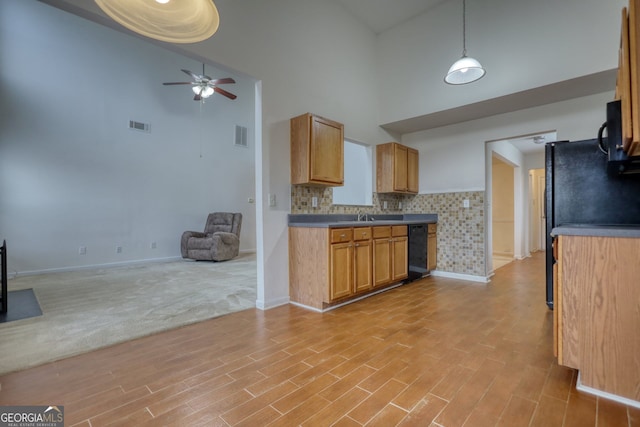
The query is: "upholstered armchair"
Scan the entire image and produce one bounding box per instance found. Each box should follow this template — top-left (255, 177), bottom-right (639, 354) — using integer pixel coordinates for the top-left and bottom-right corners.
top-left (181, 212), bottom-right (242, 261)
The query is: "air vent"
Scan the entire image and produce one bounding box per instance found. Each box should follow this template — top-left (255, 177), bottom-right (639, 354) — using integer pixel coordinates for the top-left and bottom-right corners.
top-left (235, 125), bottom-right (248, 147)
top-left (129, 120), bottom-right (150, 133)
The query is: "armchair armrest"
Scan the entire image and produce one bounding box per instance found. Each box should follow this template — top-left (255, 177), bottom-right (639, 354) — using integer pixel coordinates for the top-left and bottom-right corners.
top-left (210, 232), bottom-right (240, 261)
top-left (181, 231), bottom-right (206, 258)
top-left (212, 231), bottom-right (239, 245)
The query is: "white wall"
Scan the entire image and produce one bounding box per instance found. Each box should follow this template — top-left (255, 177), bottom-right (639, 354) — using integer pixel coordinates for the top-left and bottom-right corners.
top-left (0, 2), bottom-right (256, 273)
top-left (376, 0), bottom-right (626, 125)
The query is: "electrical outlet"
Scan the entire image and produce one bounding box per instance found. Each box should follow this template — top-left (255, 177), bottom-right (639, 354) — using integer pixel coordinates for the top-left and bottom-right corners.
top-left (78, 246), bottom-right (87, 255)
top-left (398, 201), bottom-right (403, 209)
top-left (116, 246), bottom-right (122, 254)
top-left (312, 196), bottom-right (318, 208)
top-left (268, 193), bottom-right (276, 207)
top-left (463, 199), bottom-right (470, 208)
top-left (248, 197), bottom-right (255, 204)
top-left (151, 242), bottom-right (157, 249)
top-left (383, 201), bottom-right (388, 209)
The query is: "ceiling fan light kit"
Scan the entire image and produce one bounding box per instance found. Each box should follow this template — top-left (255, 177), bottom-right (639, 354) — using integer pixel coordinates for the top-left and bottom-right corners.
top-left (163, 65), bottom-right (237, 102)
top-left (94, 0), bottom-right (220, 44)
top-left (445, 0), bottom-right (485, 85)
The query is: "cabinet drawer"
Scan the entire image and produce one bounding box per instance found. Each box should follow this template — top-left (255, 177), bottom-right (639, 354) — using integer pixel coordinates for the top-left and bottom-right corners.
top-left (353, 227), bottom-right (372, 241)
top-left (372, 226), bottom-right (391, 239)
top-left (428, 223), bottom-right (437, 234)
top-left (330, 228), bottom-right (353, 243)
top-left (392, 225), bottom-right (407, 237)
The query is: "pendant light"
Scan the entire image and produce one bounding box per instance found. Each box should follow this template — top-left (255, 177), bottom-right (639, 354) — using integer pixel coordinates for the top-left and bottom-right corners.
top-left (95, 0), bottom-right (220, 44)
top-left (445, 0), bottom-right (485, 85)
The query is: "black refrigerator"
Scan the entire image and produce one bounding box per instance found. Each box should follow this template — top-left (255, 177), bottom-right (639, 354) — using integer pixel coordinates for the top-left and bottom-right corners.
top-left (544, 138), bottom-right (640, 309)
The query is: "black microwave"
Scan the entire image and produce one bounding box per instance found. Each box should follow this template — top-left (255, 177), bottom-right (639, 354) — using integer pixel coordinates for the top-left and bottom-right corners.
top-left (603, 100), bottom-right (640, 175)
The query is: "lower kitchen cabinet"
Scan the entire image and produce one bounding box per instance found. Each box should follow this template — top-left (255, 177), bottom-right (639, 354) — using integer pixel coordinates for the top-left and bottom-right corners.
top-left (392, 230), bottom-right (408, 281)
top-left (554, 234), bottom-right (640, 402)
top-left (373, 227), bottom-right (391, 287)
top-left (289, 224), bottom-right (407, 311)
top-left (329, 241), bottom-right (353, 300)
top-left (427, 223), bottom-right (437, 271)
top-left (373, 225), bottom-right (408, 287)
top-left (353, 228), bottom-right (372, 293)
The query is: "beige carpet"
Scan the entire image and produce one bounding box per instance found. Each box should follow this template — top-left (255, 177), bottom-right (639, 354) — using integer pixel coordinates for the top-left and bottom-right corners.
top-left (0, 253), bottom-right (256, 375)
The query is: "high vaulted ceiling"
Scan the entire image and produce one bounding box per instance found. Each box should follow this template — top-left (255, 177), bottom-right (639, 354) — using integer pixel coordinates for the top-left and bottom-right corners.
top-left (334, 0), bottom-right (449, 34)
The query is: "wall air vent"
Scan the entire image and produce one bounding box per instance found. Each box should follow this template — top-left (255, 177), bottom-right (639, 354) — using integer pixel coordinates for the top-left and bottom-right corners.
top-left (129, 120), bottom-right (150, 133)
top-left (235, 125), bottom-right (248, 147)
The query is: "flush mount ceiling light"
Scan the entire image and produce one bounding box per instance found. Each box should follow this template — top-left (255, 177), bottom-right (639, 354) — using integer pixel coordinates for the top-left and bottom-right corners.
top-left (94, 0), bottom-right (220, 44)
top-left (445, 0), bottom-right (485, 85)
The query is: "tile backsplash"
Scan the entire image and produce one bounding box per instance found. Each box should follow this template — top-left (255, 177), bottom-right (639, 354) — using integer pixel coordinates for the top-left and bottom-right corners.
top-left (290, 186), bottom-right (486, 277)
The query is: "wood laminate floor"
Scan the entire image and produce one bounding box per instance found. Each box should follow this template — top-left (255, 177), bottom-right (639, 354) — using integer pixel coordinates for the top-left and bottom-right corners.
top-left (1, 252), bottom-right (638, 426)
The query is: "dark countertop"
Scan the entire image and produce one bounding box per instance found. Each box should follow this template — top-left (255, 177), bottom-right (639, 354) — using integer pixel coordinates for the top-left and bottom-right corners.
top-left (288, 213), bottom-right (437, 228)
top-left (551, 224), bottom-right (640, 238)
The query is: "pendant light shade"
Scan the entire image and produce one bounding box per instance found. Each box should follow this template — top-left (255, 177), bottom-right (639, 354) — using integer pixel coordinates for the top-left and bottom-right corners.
top-left (445, 0), bottom-right (485, 85)
top-left (445, 55), bottom-right (485, 85)
top-left (95, 0), bottom-right (220, 44)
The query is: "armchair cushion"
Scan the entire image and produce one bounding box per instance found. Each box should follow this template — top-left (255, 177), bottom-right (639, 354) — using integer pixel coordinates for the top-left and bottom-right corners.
top-left (181, 213), bottom-right (242, 262)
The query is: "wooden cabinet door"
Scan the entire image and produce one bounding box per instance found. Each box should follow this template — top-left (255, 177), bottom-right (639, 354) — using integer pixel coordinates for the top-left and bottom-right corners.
top-left (310, 116), bottom-right (344, 185)
top-left (427, 234), bottom-right (437, 271)
top-left (393, 144), bottom-right (408, 191)
top-left (354, 240), bottom-right (372, 293)
top-left (330, 242), bottom-right (353, 300)
top-left (392, 236), bottom-right (408, 281)
top-left (407, 148), bottom-right (419, 194)
top-left (373, 238), bottom-right (391, 287)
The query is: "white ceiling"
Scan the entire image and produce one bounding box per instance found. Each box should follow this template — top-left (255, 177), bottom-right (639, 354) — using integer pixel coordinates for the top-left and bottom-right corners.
top-left (335, 0), bottom-right (450, 34)
top-left (503, 131), bottom-right (558, 154)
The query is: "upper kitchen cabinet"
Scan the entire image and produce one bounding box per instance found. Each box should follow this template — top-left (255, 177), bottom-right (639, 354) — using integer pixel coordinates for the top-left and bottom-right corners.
top-left (290, 113), bottom-right (344, 186)
top-left (376, 142), bottom-right (419, 194)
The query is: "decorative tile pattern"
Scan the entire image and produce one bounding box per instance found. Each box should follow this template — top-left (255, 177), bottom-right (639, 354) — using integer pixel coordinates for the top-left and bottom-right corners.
top-left (406, 192), bottom-right (485, 277)
top-left (290, 186), bottom-right (486, 277)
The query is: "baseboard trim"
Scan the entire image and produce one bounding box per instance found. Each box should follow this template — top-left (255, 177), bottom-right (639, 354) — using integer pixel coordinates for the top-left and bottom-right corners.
top-left (430, 270), bottom-right (490, 283)
top-left (9, 256), bottom-right (183, 279)
top-left (576, 372), bottom-right (640, 409)
top-left (256, 296), bottom-right (289, 311)
top-left (290, 282), bottom-right (408, 313)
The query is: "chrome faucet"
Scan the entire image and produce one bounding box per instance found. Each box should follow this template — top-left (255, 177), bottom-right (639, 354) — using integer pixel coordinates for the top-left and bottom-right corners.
top-left (357, 212), bottom-right (374, 222)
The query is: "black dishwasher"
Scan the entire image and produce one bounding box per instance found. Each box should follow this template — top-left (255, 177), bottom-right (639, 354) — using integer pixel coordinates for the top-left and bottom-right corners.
top-left (408, 224), bottom-right (428, 281)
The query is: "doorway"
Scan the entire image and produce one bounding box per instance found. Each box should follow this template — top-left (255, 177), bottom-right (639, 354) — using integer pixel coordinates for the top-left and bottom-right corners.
top-left (492, 155), bottom-right (515, 270)
top-left (485, 131), bottom-right (554, 277)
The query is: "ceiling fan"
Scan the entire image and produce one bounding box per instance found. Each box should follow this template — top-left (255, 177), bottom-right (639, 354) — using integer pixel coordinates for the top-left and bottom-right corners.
top-left (163, 64), bottom-right (237, 101)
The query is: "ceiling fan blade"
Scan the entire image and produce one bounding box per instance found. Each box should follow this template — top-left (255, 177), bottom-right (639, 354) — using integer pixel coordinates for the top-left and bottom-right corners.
top-left (181, 69), bottom-right (201, 80)
top-left (209, 77), bottom-right (235, 85)
top-left (213, 86), bottom-right (237, 100)
top-left (163, 82), bottom-right (193, 85)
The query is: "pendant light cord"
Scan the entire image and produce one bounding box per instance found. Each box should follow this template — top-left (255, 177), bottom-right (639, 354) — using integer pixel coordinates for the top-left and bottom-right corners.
top-left (462, 0), bottom-right (467, 57)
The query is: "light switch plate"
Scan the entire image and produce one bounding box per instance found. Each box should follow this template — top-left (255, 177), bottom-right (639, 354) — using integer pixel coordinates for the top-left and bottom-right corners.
top-left (312, 197), bottom-right (318, 208)
top-left (268, 193), bottom-right (276, 207)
